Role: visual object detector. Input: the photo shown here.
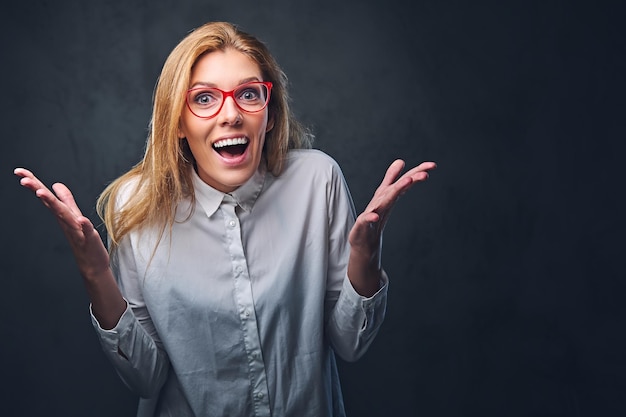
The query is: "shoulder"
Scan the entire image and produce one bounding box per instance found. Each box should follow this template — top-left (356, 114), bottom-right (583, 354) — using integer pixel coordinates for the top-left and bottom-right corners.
top-left (265, 149), bottom-right (349, 197)
top-left (282, 149), bottom-right (344, 179)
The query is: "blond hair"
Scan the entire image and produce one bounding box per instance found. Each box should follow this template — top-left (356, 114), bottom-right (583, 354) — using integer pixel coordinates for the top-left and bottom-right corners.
top-left (97, 21), bottom-right (312, 250)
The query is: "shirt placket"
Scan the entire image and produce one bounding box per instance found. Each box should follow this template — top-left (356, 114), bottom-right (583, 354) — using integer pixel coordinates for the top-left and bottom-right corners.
top-left (221, 196), bottom-right (271, 416)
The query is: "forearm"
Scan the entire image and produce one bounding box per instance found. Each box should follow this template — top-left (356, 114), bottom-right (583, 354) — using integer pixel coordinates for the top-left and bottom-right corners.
top-left (347, 244), bottom-right (383, 297)
top-left (82, 267), bottom-right (127, 330)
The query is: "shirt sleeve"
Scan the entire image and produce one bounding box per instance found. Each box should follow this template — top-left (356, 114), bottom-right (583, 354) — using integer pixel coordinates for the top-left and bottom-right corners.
top-left (323, 158), bottom-right (388, 362)
top-left (90, 235), bottom-right (170, 398)
top-left (326, 272), bottom-right (388, 362)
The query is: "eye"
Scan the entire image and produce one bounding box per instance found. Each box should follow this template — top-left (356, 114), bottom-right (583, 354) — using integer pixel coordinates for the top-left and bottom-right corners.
top-left (191, 89), bottom-right (220, 107)
top-left (237, 86), bottom-right (262, 102)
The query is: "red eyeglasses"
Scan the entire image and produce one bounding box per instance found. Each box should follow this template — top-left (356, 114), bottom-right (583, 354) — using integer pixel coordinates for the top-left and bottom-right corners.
top-left (185, 81), bottom-right (273, 119)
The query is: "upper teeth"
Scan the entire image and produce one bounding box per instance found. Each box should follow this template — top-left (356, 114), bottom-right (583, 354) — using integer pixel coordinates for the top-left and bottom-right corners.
top-left (213, 137), bottom-right (248, 148)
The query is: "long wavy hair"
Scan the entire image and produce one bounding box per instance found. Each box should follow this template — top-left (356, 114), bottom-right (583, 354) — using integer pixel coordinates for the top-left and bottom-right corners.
top-left (97, 21), bottom-right (312, 251)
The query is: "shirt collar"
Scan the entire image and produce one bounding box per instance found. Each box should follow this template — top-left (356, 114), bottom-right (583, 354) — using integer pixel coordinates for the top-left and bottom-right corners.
top-left (191, 162), bottom-right (266, 218)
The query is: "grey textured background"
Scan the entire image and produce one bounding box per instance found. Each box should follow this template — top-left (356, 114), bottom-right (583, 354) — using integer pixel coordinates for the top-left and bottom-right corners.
top-left (2, 0), bottom-right (625, 416)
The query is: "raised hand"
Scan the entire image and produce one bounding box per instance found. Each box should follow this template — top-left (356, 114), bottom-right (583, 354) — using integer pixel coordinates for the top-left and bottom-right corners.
top-left (14, 168), bottom-right (125, 328)
top-left (347, 159), bottom-right (436, 296)
top-left (14, 168), bottom-right (110, 279)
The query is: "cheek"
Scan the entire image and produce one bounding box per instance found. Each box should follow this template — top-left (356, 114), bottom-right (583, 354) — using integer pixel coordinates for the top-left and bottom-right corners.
top-left (257, 113), bottom-right (271, 137)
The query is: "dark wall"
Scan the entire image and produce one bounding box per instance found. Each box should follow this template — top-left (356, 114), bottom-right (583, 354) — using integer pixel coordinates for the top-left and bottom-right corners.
top-left (2, 1), bottom-right (625, 416)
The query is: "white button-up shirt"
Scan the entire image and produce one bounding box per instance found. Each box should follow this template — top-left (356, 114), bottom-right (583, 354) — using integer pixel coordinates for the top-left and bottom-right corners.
top-left (92, 149), bottom-right (388, 417)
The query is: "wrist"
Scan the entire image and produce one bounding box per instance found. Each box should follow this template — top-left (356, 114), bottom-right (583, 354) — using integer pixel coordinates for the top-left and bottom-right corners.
top-left (347, 252), bottom-right (382, 297)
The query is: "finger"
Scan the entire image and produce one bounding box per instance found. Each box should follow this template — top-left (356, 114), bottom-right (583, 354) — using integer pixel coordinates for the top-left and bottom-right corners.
top-left (39, 191), bottom-right (81, 227)
top-left (52, 182), bottom-right (83, 217)
top-left (394, 161), bottom-right (437, 189)
top-left (401, 161), bottom-right (437, 179)
top-left (380, 159), bottom-right (406, 186)
top-left (15, 168), bottom-right (52, 194)
top-left (18, 173), bottom-right (64, 212)
top-left (71, 215), bottom-right (97, 240)
top-left (25, 182), bottom-right (82, 231)
top-left (15, 167), bottom-right (46, 186)
top-left (366, 160), bottom-right (437, 212)
top-left (380, 160), bottom-right (436, 190)
top-left (14, 167), bottom-right (33, 179)
top-left (360, 211), bottom-right (380, 225)
top-left (15, 168), bottom-right (84, 217)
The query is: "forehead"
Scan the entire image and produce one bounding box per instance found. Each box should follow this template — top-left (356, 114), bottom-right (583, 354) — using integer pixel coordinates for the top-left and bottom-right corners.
top-left (189, 49), bottom-right (263, 88)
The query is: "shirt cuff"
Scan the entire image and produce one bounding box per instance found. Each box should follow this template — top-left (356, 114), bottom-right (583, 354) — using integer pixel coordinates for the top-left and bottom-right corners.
top-left (334, 270), bottom-right (388, 330)
top-left (344, 270), bottom-right (389, 303)
top-left (89, 299), bottom-right (133, 343)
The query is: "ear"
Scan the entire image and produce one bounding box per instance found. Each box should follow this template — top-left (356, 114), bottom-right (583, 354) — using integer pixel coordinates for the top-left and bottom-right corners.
top-left (177, 124), bottom-right (186, 139)
top-left (265, 114), bottom-right (275, 133)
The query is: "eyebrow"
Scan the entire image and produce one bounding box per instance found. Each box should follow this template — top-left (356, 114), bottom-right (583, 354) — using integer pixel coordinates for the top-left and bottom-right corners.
top-left (189, 76), bottom-right (261, 89)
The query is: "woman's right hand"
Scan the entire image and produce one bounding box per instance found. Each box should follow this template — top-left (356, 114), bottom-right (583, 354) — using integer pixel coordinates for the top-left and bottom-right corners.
top-left (14, 167), bottom-right (126, 329)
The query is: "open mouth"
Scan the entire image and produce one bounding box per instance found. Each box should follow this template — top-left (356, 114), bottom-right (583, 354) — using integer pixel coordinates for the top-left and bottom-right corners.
top-left (212, 137), bottom-right (249, 159)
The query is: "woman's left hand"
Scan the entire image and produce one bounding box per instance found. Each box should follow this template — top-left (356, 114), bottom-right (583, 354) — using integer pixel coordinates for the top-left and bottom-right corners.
top-left (347, 159), bottom-right (436, 296)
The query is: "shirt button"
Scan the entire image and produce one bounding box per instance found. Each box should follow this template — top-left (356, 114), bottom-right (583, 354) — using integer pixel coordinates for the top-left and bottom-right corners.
top-left (244, 309), bottom-right (251, 317)
top-left (228, 220), bottom-right (236, 227)
top-left (255, 392), bottom-right (264, 400)
top-left (236, 266), bottom-right (243, 274)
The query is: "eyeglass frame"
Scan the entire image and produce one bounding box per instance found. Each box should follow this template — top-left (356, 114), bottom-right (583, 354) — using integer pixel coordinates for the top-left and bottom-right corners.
top-left (185, 81), bottom-right (273, 119)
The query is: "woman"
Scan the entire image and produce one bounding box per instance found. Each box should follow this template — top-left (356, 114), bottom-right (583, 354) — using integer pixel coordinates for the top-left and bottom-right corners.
top-left (15, 21), bottom-right (435, 416)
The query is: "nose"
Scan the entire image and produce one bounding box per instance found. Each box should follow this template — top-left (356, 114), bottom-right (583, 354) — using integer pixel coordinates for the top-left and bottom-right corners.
top-left (218, 96), bottom-right (242, 125)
